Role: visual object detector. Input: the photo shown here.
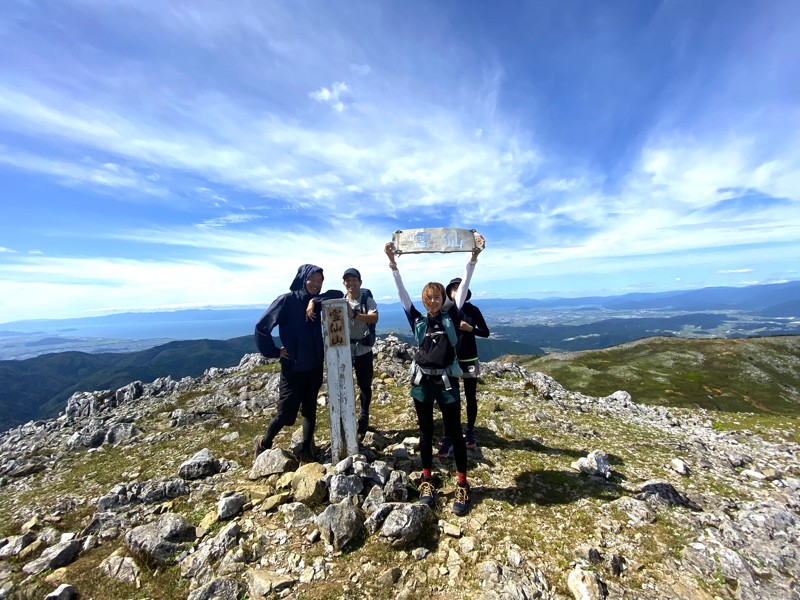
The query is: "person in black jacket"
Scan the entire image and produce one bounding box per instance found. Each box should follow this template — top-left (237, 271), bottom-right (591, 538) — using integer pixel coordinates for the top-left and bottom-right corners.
top-left (437, 276), bottom-right (490, 456)
top-left (253, 264), bottom-right (343, 462)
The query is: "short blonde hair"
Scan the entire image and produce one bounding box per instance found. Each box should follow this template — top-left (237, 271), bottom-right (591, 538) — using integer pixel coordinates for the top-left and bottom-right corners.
top-left (421, 282), bottom-right (446, 313)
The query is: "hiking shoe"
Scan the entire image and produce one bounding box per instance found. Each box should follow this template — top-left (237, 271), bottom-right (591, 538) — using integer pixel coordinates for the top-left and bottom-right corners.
top-left (452, 483), bottom-right (471, 516)
top-left (357, 416), bottom-right (368, 438)
top-left (465, 429), bottom-right (477, 450)
top-left (418, 478), bottom-right (436, 506)
top-left (437, 438), bottom-right (453, 459)
top-left (297, 446), bottom-right (317, 463)
top-left (253, 435), bottom-right (267, 461)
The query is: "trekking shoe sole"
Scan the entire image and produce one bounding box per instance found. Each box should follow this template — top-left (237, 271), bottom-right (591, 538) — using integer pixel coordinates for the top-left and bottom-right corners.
top-left (452, 502), bottom-right (470, 516)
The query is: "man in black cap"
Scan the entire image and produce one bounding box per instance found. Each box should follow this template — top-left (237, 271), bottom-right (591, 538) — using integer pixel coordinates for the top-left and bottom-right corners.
top-left (342, 267), bottom-right (379, 437)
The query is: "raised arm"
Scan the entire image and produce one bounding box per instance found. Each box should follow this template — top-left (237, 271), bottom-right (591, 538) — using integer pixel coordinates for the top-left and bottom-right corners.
top-left (453, 233), bottom-right (485, 310)
top-left (385, 241), bottom-right (413, 312)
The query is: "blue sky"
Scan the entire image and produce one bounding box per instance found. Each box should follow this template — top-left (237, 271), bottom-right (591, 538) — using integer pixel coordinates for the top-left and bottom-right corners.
top-left (1, 1), bottom-right (799, 323)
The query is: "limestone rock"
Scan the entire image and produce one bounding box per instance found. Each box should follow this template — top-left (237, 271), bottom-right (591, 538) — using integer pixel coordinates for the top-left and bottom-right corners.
top-left (124, 512), bottom-right (196, 565)
top-left (571, 450), bottom-right (612, 479)
top-left (316, 498), bottom-right (365, 550)
top-left (178, 448), bottom-right (221, 480)
top-left (22, 540), bottom-right (80, 576)
top-left (249, 448), bottom-right (298, 480)
top-left (99, 548), bottom-right (141, 585)
top-left (567, 567), bottom-right (605, 600)
top-left (378, 503), bottom-right (432, 548)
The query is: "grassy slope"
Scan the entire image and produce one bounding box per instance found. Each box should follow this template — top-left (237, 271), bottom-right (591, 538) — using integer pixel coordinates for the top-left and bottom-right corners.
top-left (510, 334), bottom-right (800, 415)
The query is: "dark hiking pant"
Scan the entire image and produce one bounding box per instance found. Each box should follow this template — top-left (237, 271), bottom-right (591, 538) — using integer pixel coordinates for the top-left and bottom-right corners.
top-left (353, 351), bottom-right (374, 428)
top-left (263, 363), bottom-right (323, 452)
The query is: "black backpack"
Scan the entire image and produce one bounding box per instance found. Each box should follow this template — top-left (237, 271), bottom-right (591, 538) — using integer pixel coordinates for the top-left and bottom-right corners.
top-left (355, 288), bottom-right (376, 346)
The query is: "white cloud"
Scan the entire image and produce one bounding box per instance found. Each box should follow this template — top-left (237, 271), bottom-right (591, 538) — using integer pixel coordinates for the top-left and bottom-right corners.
top-left (309, 81), bottom-right (349, 112)
top-left (350, 63), bottom-right (371, 77)
top-left (1, 2), bottom-right (799, 321)
top-left (639, 140), bottom-right (800, 210)
top-left (199, 213), bottom-right (262, 228)
top-left (0, 77), bottom-right (546, 223)
top-left (0, 223), bottom-right (402, 322)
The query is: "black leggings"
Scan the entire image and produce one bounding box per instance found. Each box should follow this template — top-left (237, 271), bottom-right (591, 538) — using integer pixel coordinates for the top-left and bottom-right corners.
top-left (413, 392), bottom-right (468, 474)
top-left (463, 376), bottom-right (478, 431)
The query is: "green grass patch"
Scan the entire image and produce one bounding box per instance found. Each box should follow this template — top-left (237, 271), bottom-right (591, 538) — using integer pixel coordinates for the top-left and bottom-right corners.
top-left (517, 335), bottom-right (800, 416)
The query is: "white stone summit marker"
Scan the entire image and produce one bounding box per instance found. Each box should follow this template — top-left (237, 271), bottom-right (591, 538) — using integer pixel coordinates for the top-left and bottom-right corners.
top-left (321, 298), bottom-right (359, 462)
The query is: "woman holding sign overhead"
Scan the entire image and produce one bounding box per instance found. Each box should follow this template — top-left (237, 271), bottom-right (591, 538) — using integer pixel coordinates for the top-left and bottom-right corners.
top-left (384, 231), bottom-right (484, 516)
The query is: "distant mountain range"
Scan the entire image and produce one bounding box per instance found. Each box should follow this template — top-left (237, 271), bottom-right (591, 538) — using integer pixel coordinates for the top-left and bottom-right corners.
top-left (1, 279), bottom-right (798, 431)
top-left (458, 279), bottom-right (800, 313)
top-left (1, 280), bottom-right (798, 360)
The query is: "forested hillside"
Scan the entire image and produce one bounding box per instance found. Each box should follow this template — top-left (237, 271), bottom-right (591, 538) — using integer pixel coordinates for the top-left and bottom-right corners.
top-left (0, 337), bottom-right (257, 430)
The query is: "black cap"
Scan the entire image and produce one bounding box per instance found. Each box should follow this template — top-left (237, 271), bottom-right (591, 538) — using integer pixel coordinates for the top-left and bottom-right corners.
top-left (343, 268), bottom-right (361, 280)
top-left (446, 277), bottom-right (471, 300)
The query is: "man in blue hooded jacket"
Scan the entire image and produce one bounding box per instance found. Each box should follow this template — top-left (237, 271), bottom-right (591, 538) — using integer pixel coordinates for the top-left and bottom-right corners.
top-left (253, 264), bottom-right (343, 461)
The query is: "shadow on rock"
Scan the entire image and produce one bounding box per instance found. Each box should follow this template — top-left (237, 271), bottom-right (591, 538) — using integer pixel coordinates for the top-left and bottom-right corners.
top-left (475, 468), bottom-right (626, 507)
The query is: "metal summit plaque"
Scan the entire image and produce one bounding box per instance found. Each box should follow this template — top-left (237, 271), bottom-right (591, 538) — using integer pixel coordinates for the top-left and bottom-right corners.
top-left (391, 228), bottom-right (483, 254)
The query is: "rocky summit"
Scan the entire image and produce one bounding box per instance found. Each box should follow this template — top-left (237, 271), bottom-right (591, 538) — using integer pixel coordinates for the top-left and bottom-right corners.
top-left (0, 335), bottom-right (798, 599)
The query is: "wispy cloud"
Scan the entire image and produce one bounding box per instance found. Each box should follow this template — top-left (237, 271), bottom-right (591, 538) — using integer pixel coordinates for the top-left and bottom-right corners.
top-left (0, 2), bottom-right (798, 321)
top-left (0, 145), bottom-right (165, 195)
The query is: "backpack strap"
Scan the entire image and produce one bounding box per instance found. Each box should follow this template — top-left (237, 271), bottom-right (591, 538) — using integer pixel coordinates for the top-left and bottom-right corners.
top-left (411, 364), bottom-right (451, 389)
top-left (414, 313), bottom-right (458, 347)
top-left (413, 315), bottom-right (428, 345)
top-left (441, 313), bottom-right (458, 347)
top-left (358, 289), bottom-right (377, 346)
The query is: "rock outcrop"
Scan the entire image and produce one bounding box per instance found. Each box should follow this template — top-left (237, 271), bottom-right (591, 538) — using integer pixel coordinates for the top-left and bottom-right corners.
top-left (0, 335), bottom-right (798, 599)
